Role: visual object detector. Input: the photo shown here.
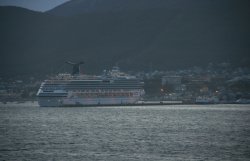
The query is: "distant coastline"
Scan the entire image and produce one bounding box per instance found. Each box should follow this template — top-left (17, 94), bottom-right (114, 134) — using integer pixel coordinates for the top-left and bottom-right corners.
top-left (1, 100), bottom-right (250, 107)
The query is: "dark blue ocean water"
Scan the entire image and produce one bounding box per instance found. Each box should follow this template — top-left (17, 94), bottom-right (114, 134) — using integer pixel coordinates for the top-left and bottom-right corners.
top-left (0, 102), bottom-right (250, 161)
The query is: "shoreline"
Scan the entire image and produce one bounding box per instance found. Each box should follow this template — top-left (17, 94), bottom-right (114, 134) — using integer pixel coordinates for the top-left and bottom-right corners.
top-left (0, 100), bottom-right (249, 107)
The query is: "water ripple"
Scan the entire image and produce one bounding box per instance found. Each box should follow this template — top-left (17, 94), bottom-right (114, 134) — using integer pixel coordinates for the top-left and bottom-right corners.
top-left (0, 103), bottom-right (250, 160)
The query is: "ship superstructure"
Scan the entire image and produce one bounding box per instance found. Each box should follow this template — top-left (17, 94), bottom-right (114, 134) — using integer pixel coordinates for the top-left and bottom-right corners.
top-left (37, 66), bottom-right (145, 107)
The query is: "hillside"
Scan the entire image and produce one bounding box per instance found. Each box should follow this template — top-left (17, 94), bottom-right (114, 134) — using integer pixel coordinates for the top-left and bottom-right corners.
top-left (0, 1), bottom-right (250, 78)
top-left (47, 0), bottom-right (190, 16)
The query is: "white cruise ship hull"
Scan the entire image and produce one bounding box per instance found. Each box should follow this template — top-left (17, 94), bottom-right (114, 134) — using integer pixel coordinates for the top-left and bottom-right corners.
top-left (38, 96), bottom-right (141, 107)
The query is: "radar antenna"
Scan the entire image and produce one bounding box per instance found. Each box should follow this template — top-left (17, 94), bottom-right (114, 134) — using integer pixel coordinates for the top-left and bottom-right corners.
top-left (66, 61), bottom-right (84, 75)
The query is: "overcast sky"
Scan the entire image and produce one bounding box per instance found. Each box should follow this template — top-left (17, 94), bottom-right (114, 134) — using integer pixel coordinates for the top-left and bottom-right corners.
top-left (0, 0), bottom-right (70, 12)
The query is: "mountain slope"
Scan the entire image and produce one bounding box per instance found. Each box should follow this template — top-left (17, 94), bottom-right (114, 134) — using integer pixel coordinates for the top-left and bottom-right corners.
top-left (0, 2), bottom-right (250, 78)
top-left (47, 0), bottom-right (184, 16)
top-left (47, 0), bottom-right (250, 16)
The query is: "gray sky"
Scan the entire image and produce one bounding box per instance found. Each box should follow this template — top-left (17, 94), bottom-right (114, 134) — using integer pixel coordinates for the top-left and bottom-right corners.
top-left (0, 0), bottom-right (70, 12)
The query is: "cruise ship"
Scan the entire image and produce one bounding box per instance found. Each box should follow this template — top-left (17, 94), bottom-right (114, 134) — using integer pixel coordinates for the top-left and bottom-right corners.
top-left (37, 62), bottom-right (145, 107)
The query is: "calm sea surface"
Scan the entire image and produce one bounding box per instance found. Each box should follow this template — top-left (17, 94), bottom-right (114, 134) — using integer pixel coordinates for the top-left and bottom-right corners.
top-left (0, 102), bottom-right (250, 161)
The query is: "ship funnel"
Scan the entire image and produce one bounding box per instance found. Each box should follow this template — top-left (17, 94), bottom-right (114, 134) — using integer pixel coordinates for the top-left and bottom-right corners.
top-left (66, 61), bottom-right (84, 75)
